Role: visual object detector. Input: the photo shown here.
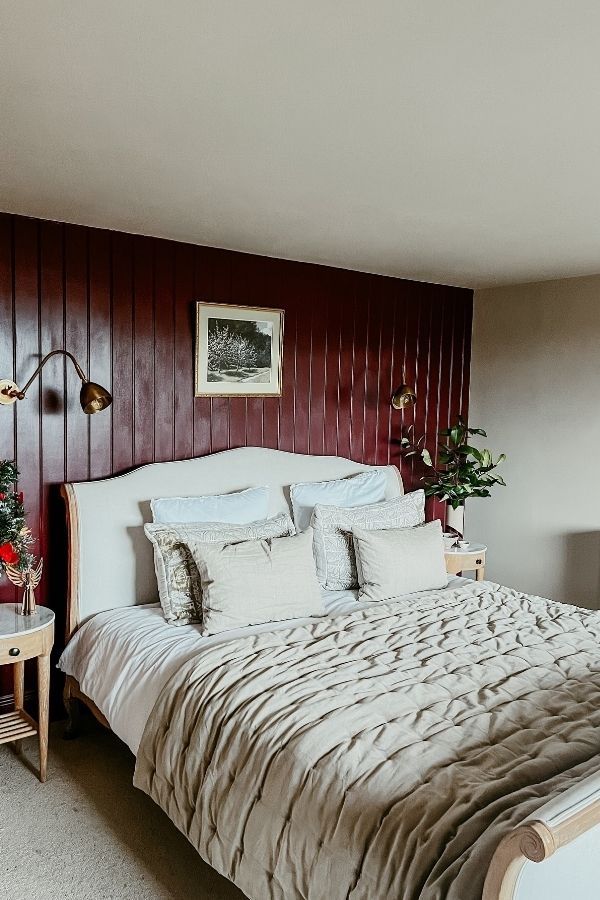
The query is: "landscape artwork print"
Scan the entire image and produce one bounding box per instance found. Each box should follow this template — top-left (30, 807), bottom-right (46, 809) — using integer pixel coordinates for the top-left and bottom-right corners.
top-left (195, 302), bottom-right (284, 396)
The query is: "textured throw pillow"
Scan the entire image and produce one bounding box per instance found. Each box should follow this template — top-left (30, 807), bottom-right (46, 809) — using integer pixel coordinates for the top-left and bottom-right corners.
top-left (150, 486), bottom-right (269, 524)
top-left (144, 512), bottom-right (295, 625)
top-left (310, 490), bottom-right (425, 590)
top-left (290, 469), bottom-right (388, 533)
top-left (188, 528), bottom-right (325, 636)
top-left (352, 519), bottom-right (448, 601)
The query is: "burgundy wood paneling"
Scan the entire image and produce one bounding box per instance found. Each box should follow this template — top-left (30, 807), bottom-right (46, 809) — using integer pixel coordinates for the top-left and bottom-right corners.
top-left (0, 212), bottom-right (473, 698)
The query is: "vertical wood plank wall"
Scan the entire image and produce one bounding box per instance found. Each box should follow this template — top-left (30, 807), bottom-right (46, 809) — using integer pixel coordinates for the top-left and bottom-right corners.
top-left (0, 213), bottom-right (472, 696)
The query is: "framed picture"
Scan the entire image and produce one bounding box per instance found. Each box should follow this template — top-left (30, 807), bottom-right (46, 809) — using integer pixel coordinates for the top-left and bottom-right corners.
top-left (195, 302), bottom-right (284, 397)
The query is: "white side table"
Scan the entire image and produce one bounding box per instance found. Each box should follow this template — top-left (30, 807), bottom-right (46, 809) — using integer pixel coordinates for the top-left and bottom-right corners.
top-left (0, 604), bottom-right (54, 782)
top-left (445, 543), bottom-right (487, 581)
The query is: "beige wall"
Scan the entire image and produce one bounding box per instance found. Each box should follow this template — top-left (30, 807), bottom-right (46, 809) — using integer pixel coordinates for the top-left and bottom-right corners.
top-left (469, 276), bottom-right (600, 609)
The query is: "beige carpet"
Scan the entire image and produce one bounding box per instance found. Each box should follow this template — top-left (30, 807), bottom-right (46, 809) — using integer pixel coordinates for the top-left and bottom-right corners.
top-left (0, 719), bottom-right (245, 900)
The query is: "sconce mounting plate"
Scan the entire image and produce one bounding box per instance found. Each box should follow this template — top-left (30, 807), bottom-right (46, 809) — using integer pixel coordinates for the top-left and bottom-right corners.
top-left (0, 380), bottom-right (19, 405)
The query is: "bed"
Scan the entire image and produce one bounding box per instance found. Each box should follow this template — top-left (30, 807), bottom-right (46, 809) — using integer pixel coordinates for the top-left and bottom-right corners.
top-left (57, 447), bottom-right (600, 900)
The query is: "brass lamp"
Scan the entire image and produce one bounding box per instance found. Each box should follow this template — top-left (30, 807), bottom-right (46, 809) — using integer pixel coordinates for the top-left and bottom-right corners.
top-left (0, 349), bottom-right (112, 414)
top-left (391, 371), bottom-right (417, 410)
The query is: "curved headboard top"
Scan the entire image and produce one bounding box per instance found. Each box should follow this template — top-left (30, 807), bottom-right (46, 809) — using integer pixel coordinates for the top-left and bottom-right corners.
top-left (62, 447), bottom-right (403, 638)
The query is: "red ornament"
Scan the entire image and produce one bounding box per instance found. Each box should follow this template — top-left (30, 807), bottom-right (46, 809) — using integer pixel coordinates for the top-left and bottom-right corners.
top-left (0, 493), bottom-right (5, 501)
top-left (17, 492), bottom-right (24, 504)
top-left (0, 543), bottom-right (19, 565)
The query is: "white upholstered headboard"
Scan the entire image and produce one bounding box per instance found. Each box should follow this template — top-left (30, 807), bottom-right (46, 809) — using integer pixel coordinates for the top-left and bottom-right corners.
top-left (62, 447), bottom-right (403, 639)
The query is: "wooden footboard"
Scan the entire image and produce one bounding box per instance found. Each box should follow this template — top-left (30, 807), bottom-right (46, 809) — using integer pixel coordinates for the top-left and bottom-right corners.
top-left (483, 779), bottom-right (600, 900)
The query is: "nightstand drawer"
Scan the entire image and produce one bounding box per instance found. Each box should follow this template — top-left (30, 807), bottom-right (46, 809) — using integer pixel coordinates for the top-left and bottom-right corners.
top-left (446, 552), bottom-right (485, 575)
top-left (0, 625), bottom-right (53, 665)
top-left (445, 544), bottom-right (487, 580)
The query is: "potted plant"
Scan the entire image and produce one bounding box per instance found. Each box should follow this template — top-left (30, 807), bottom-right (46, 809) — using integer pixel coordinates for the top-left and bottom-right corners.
top-left (401, 417), bottom-right (506, 536)
top-left (0, 460), bottom-right (34, 576)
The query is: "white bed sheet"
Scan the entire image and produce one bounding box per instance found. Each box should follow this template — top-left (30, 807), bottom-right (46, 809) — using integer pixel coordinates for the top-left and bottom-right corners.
top-left (58, 577), bottom-right (467, 755)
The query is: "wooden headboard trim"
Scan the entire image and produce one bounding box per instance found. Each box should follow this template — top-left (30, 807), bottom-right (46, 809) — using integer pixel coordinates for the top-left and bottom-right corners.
top-left (61, 482), bottom-right (81, 644)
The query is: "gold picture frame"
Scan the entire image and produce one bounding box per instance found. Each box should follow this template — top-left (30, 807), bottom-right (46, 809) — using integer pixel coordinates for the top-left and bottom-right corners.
top-left (195, 302), bottom-right (284, 397)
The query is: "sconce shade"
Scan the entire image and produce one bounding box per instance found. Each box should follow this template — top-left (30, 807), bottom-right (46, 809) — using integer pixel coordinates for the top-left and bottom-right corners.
top-left (80, 381), bottom-right (113, 414)
top-left (391, 383), bottom-right (417, 409)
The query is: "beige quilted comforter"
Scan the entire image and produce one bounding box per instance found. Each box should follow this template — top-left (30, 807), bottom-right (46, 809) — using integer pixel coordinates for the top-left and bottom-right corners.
top-left (134, 582), bottom-right (600, 900)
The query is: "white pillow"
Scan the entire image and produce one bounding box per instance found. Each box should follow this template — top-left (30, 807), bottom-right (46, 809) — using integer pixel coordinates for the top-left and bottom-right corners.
top-left (151, 486), bottom-right (269, 524)
top-left (310, 491), bottom-right (425, 590)
top-left (144, 512), bottom-right (294, 625)
top-left (352, 520), bottom-right (448, 601)
top-left (290, 469), bottom-right (388, 533)
top-left (188, 528), bottom-right (325, 636)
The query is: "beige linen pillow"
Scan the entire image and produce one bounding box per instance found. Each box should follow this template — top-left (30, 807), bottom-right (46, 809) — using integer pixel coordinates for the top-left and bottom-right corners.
top-left (352, 519), bottom-right (448, 601)
top-left (144, 512), bottom-right (295, 625)
top-left (188, 528), bottom-right (325, 636)
top-left (310, 491), bottom-right (425, 590)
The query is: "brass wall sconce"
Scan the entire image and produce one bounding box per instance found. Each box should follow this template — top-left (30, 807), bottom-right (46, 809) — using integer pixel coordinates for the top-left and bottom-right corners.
top-left (0, 349), bottom-right (112, 414)
top-left (391, 371), bottom-right (417, 410)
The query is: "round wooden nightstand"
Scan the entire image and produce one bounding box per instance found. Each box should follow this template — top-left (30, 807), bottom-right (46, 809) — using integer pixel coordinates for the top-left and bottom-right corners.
top-left (445, 543), bottom-right (487, 581)
top-left (0, 604), bottom-right (54, 782)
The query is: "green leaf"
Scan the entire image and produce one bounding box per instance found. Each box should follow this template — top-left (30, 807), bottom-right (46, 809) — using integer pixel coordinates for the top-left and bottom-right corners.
top-left (464, 444), bottom-right (482, 458)
top-left (480, 449), bottom-right (492, 468)
top-left (421, 448), bottom-right (433, 467)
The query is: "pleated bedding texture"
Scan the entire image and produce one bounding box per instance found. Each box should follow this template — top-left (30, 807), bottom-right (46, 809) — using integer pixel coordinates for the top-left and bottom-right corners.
top-left (134, 581), bottom-right (600, 900)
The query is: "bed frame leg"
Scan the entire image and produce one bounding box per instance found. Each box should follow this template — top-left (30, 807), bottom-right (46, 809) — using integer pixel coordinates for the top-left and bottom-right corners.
top-left (63, 676), bottom-right (81, 740)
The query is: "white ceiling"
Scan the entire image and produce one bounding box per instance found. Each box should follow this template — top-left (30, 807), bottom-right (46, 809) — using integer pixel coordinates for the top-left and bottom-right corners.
top-left (2, 2), bottom-right (600, 289)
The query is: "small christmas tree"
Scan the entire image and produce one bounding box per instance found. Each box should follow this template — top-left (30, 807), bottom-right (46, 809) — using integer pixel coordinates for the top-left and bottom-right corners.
top-left (0, 460), bottom-right (34, 575)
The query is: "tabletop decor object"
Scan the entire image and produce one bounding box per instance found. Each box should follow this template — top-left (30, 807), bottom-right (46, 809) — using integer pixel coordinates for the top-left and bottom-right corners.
top-left (401, 417), bottom-right (506, 537)
top-left (0, 460), bottom-right (34, 576)
top-left (5, 558), bottom-right (44, 615)
top-left (195, 302), bottom-right (284, 397)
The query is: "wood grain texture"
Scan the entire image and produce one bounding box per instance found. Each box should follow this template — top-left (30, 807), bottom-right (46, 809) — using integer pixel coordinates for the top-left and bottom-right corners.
top-left (0, 212), bottom-right (473, 697)
top-left (37, 648), bottom-right (51, 781)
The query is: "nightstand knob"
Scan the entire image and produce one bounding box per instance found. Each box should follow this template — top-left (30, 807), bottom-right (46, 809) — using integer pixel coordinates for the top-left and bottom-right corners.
top-left (8, 647), bottom-right (20, 657)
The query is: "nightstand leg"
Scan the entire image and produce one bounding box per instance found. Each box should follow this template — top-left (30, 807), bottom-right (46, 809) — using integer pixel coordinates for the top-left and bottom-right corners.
top-left (13, 660), bottom-right (24, 754)
top-left (37, 652), bottom-right (50, 783)
top-left (476, 567), bottom-right (485, 581)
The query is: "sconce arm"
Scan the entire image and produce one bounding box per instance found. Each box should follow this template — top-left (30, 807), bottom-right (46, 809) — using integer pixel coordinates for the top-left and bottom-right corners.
top-left (14, 350), bottom-right (88, 399)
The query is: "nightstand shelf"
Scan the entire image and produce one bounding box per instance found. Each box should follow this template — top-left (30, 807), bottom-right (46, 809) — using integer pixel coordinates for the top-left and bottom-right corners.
top-left (0, 709), bottom-right (38, 743)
